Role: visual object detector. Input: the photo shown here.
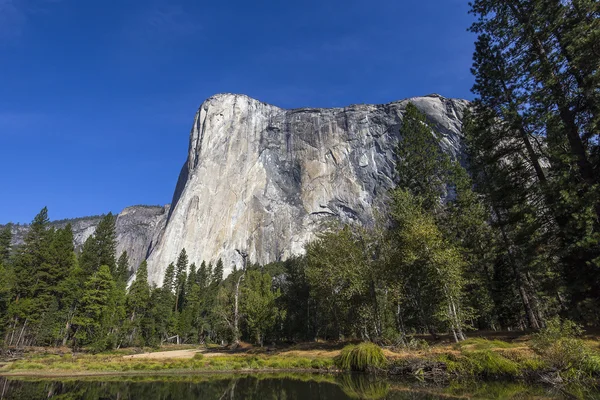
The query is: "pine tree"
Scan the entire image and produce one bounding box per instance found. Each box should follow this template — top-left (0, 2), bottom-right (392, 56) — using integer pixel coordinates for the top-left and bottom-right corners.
top-left (163, 263), bottom-right (175, 294)
top-left (396, 103), bottom-right (453, 214)
top-left (126, 261), bottom-right (150, 346)
top-left (94, 213), bottom-right (117, 275)
top-left (0, 224), bottom-right (12, 262)
top-left (8, 207), bottom-right (52, 346)
top-left (212, 258), bottom-right (224, 285)
top-left (152, 263), bottom-right (176, 343)
top-left (57, 258), bottom-right (85, 346)
top-left (115, 251), bottom-right (130, 284)
top-left (174, 249), bottom-right (188, 313)
top-left (72, 265), bottom-right (116, 349)
top-left (468, 0), bottom-right (600, 322)
top-left (0, 261), bottom-right (15, 345)
top-left (197, 261), bottom-right (209, 289)
top-left (79, 235), bottom-right (100, 277)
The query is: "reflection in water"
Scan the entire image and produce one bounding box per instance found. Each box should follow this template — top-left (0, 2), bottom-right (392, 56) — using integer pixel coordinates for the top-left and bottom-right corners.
top-left (338, 374), bottom-right (390, 399)
top-left (0, 373), bottom-right (598, 400)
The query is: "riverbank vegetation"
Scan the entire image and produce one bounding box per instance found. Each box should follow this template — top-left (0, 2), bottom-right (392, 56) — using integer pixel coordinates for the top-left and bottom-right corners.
top-left (2, 329), bottom-right (599, 385)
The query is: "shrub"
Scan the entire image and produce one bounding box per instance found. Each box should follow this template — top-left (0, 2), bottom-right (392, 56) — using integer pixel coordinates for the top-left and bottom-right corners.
top-left (336, 342), bottom-right (387, 372)
top-left (406, 337), bottom-right (430, 351)
top-left (464, 350), bottom-right (521, 376)
top-left (531, 317), bottom-right (599, 375)
top-left (192, 352), bottom-right (204, 361)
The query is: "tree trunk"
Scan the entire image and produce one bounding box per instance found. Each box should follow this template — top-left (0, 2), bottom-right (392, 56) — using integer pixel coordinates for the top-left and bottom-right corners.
top-left (232, 273), bottom-right (244, 348)
top-left (16, 319), bottom-right (28, 348)
top-left (232, 250), bottom-right (248, 348)
top-left (493, 207), bottom-right (541, 329)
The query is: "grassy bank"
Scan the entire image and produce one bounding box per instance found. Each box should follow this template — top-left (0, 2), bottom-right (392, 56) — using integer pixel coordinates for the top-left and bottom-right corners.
top-left (0, 351), bottom-right (336, 374)
top-left (2, 335), bottom-right (599, 385)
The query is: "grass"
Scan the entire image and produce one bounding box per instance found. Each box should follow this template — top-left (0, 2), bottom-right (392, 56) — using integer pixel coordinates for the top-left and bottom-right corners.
top-left (3, 351), bottom-right (336, 374)
top-left (3, 334), bottom-right (600, 385)
top-left (336, 342), bottom-right (387, 372)
top-left (453, 338), bottom-right (518, 351)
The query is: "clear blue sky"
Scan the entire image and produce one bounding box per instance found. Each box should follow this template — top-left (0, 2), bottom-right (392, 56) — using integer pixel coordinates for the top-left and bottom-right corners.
top-left (0, 0), bottom-right (475, 224)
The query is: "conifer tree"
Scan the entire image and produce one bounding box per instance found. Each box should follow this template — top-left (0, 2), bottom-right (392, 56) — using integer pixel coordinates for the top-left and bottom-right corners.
top-left (212, 258), bottom-right (224, 285)
top-left (72, 265), bottom-right (117, 349)
top-left (197, 261), bottom-right (209, 289)
top-left (468, 0), bottom-right (600, 322)
top-left (126, 261), bottom-right (150, 345)
top-left (174, 249), bottom-right (188, 313)
top-left (115, 251), bottom-right (130, 284)
top-left (94, 213), bottom-right (117, 275)
top-left (0, 224), bottom-right (12, 262)
top-left (0, 261), bottom-right (15, 345)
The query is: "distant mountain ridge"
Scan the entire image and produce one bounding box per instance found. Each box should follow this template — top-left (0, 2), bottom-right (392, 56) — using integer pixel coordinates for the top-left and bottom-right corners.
top-left (4, 205), bottom-right (169, 272)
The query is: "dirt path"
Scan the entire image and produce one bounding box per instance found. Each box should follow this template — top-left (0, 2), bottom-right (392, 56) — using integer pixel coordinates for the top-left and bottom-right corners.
top-left (122, 349), bottom-right (229, 360)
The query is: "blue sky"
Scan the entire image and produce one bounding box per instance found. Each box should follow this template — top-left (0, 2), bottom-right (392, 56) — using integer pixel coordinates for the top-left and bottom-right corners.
top-left (0, 0), bottom-right (476, 224)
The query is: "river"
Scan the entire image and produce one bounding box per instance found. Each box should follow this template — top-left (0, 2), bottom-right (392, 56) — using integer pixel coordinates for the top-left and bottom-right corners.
top-left (1, 373), bottom-right (599, 399)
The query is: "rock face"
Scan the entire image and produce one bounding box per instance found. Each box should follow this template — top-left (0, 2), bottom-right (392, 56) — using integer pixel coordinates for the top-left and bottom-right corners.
top-left (7, 205), bottom-right (168, 272)
top-left (114, 205), bottom-right (170, 271)
top-left (145, 93), bottom-right (469, 285)
top-left (3, 93), bottom-right (469, 285)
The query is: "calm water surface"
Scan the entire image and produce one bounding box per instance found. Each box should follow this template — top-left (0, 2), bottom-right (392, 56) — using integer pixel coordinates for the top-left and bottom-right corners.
top-left (1, 373), bottom-right (599, 399)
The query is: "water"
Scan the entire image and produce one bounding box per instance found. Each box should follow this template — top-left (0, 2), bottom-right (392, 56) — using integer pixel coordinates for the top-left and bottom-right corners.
top-left (1, 373), bottom-right (598, 399)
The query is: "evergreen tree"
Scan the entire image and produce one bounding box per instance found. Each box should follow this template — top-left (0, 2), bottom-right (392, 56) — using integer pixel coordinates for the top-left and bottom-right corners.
top-left (163, 263), bottom-right (176, 294)
top-left (57, 258), bottom-right (85, 346)
top-left (8, 207), bottom-right (53, 346)
top-left (241, 270), bottom-right (284, 347)
top-left (0, 224), bottom-right (12, 262)
top-left (197, 261), bottom-right (209, 289)
top-left (79, 213), bottom-right (117, 276)
top-left (212, 258), bottom-right (224, 285)
top-left (116, 251), bottom-right (130, 284)
top-left (72, 265), bottom-right (117, 350)
top-left (468, 0), bottom-right (600, 322)
top-left (94, 213), bottom-right (118, 275)
top-left (174, 249), bottom-right (188, 313)
top-left (396, 103), bottom-right (452, 213)
top-left (79, 235), bottom-right (100, 277)
top-left (0, 261), bottom-right (15, 345)
top-left (151, 263), bottom-right (176, 343)
top-left (126, 261), bottom-right (150, 346)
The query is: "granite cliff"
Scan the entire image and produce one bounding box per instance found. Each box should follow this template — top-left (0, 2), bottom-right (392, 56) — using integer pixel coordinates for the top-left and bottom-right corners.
top-left (145, 93), bottom-right (469, 284)
top-left (5, 94), bottom-right (469, 285)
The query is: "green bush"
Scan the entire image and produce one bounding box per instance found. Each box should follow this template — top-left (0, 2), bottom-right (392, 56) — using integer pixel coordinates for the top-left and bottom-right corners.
top-left (531, 317), bottom-right (599, 376)
top-left (406, 337), bottom-right (430, 351)
top-left (336, 342), bottom-right (387, 372)
top-left (192, 352), bottom-right (204, 360)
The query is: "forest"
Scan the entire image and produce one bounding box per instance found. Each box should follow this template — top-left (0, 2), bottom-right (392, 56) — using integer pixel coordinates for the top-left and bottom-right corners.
top-left (0, 0), bottom-right (599, 352)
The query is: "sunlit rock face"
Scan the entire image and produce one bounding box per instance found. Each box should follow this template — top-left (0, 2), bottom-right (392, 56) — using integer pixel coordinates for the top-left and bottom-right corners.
top-left (145, 93), bottom-right (469, 285)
